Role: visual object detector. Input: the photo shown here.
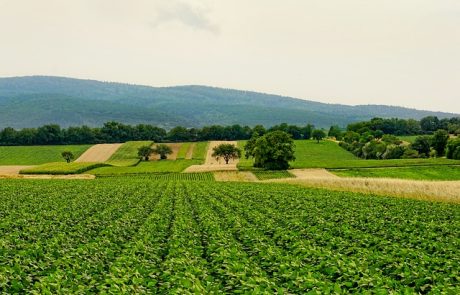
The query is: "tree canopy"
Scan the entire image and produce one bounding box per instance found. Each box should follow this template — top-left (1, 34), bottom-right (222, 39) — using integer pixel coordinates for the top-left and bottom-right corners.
top-left (246, 131), bottom-right (295, 170)
top-left (212, 144), bottom-right (241, 164)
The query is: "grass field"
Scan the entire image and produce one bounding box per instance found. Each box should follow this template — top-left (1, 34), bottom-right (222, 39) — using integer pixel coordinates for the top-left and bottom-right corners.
top-left (89, 159), bottom-right (202, 175)
top-left (192, 141), bottom-right (208, 161)
top-left (0, 178), bottom-right (458, 293)
top-left (176, 142), bottom-right (191, 159)
top-left (106, 141), bottom-right (153, 166)
top-left (0, 145), bottom-right (92, 165)
top-left (331, 165), bottom-right (460, 180)
top-left (20, 162), bottom-right (107, 175)
top-left (399, 135), bottom-right (419, 143)
top-left (238, 140), bottom-right (459, 169)
top-left (253, 170), bottom-right (294, 180)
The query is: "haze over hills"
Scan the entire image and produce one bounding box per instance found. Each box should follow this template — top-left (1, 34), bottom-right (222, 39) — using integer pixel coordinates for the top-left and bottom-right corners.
top-left (0, 76), bottom-right (456, 129)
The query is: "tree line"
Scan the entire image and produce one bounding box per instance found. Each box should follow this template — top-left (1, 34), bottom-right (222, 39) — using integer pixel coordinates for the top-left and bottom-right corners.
top-left (0, 121), bottom-right (317, 146)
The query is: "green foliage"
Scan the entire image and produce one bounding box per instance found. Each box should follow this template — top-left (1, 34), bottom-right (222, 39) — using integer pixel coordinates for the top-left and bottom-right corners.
top-left (446, 139), bottom-right (460, 160)
top-left (89, 160), bottom-right (202, 175)
top-left (411, 136), bottom-right (432, 157)
top-left (253, 170), bottom-right (294, 180)
top-left (431, 130), bottom-right (449, 156)
top-left (153, 144), bottom-right (173, 160)
top-left (212, 144), bottom-right (241, 164)
top-left (61, 151), bottom-right (74, 163)
top-left (247, 131), bottom-right (296, 170)
top-left (20, 162), bottom-right (108, 174)
top-left (332, 165), bottom-right (460, 180)
top-left (0, 179), bottom-right (458, 293)
top-left (0, 145), bottom-right (91, 165)
top-left (328, 125), bottom-right (342, 140)
top-left (312, 129), bottom-right (326, 143)
top-left (98, 172), bottom-right (214, 181)
top-left (108, 141), bottom-right (153, 165)
top-left (137, 145), bottom-right (154, 161)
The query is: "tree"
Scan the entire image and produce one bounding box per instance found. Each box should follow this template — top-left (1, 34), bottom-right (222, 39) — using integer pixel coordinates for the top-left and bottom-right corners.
top-left (446, 139), bottom-right (460, 159)
top-left (61, 151), bottom-right (74, 163)
top-left (250, 131), bottom-right (295, 170)
top-left (431, 129), bottom-right (449, 157)
top-left (153, 144), bottom-right (173, 160)
top-left (312, 129), bottom-right (326, 143)
top-left (138, 146), bottom-right (153, 161)
top-left (328, 125), bottom-right (342, 140)
top-left (411, 136), bottom-right (431, 157)
top-left (420, 116), bottom-right (440, 133)
top-left (212, 144), bottom-right (241, 164)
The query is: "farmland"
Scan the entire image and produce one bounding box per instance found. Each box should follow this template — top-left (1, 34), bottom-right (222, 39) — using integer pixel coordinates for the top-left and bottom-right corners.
top-left (0, 178), bottom-right (458, 293)
top-left (89, 159), bottom-right (203, 175)
top-left (238, 140), bottom-right (459, 169)
top-left (20, 162), bottom-right (108, 175)
top-left (0, 145), bottom-right (91, 165)
top-left (332, 165), bottom-right (460, 181)
top-left (106, 141), bottom-right (153, 166)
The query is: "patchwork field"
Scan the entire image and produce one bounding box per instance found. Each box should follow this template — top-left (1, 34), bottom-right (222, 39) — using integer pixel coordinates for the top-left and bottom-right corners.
top-left (0, 145), bottom-right (91, 165)
top-left (75, 144), bottom-right (122, 163)
top-left (89, 160), bottom-right (203, 175)
top-left (106, 141), bottom-right (153, 166)
top-left (20, 162), bottom-right (108, 175)
top-left (0, 178), bottom-right (458, 293)
top-left (185, 141), bottom-right (238, 172)
top-left (238, 140), bottom-right (460, 169)
top-left (150, 143), bottom-right (182, 160)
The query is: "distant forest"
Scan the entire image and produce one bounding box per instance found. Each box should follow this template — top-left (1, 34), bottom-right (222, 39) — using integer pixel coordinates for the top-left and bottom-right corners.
top-left (0, 116), bottom-right (458, 146)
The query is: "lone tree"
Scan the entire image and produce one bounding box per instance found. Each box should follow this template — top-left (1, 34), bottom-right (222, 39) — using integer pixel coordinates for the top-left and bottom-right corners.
top-left (246, 130), bottom-right (295, 170)
top-left (312, 129), bottom-right (326, 143)
top-left (61, 151), bottom-right (74, 163)
top-left (153, 144), bottom-right (173, 160)
top-left (431, 129), bottom-right (449, 157)
top-left (212, 144), bottom-right (241, 164)
top-left (138, 145), bottom-right (153, 161)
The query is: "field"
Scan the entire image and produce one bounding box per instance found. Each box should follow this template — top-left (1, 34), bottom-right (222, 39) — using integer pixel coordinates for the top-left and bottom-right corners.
top-left (106, 141), bottom-right (153, 166)
top-left (238, 140), bottom-right (459, 169)
top-left (89, 159), bottom-right (202, 175)
top-left (192, 141), bottom-right (209, 160)
top-left (332, 165), bottom-right (460, 181)
top-left (253, 170), bottom-right (294, 180)
top-left (20, 162), bottom-right (108, 175)
top-left (0, 178), bottom-right (458, 293)
top-left (399, 135), bottom-right (419, 143)
top-left (0, 145), bottom-right (91, 165)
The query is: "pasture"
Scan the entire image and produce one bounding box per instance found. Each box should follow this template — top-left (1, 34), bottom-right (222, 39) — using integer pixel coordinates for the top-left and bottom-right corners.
top-left (0, 145), bottom-right (91, 165)
top-left (0, 178), bottom-right (458, 293)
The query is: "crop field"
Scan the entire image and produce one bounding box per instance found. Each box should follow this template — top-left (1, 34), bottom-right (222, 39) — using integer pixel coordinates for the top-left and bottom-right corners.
top-left (98, 172), bottom-right (214, 181)
top-left (106, 141), bottom-right (153, 166)
top-left (89, 159), bottom-right (202, 175)
top-left (0, 178), bottom-right (458, 293)
top-left (0, 145), bottom-right (92, 165)
top-left (20, 162), bottom-right (108, 175)
top-left (192, 141), bottom-right (209, 161)
top-left (176, 142), bottom-right (192, 159)
top-left (332, 165), bottom-right (460, 181)
top-left (238, 140), bottom-right (459, 169)
top-left (253, 170), bottom-right (294, 180)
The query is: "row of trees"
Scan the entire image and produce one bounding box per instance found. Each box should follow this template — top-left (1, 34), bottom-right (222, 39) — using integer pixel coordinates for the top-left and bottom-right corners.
top-left (347, 116), bottom-right (460, 136)
top-left (0, 122), bottom-right (322, 146)
top-left (339, 129), bottom-right (458, 159)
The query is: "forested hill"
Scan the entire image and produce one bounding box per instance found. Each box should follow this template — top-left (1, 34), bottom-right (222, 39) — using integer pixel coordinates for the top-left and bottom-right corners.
top-left (0, 76), bottom-right (456, 129)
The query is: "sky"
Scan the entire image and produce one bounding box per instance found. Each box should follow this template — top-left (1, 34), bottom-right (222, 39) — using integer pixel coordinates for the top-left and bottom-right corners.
top-left (1, 0), bottom-right (459, 113)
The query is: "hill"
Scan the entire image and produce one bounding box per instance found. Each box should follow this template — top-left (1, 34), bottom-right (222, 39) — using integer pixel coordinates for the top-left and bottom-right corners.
top-left (0, 76), bottom-right (456, 128)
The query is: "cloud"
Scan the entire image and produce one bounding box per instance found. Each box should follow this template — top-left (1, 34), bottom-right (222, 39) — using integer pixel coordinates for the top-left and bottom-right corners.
top-left (151, 0), bottom-right (219, 34)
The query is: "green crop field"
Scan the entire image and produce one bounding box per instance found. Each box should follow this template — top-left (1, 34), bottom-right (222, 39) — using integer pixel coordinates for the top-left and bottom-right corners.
top-left (106, 141), bottom-right (153, 166)
top-left (253, 170), bottom-right (294, 180)
top-left (0, 178), bottom-right (458, 293)
top-left (20, 162), bottom-right (108, 175)
top-left (0, 145), bottom-right (92, 165)
top-left (98, 172), bottom-right (214, 181)
top-left (176, 142), bottom-right (191, 159)
top-left (332, 165), bottom-right (460, 181)
top-left (192, 141), bottom-right (208, 161)
top-left (89, 159), bottom-right (202, 175)
top-left (238, 140), bottom-right (459, 169)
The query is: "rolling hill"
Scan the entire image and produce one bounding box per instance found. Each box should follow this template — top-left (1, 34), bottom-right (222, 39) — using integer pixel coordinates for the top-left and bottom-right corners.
top-left (0, 76), bottom-right (456, 129)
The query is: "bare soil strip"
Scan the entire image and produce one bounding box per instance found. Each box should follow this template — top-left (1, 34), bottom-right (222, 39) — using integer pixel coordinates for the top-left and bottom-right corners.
top-left (184, 141), bottom-right (238, 172)
top-left (0, 165), bottom-right (35, 175)
top-left (268, 177), bottom-right (460, 203)
top-left (214, 171), bottom-right (258, 182)
top-left (0, 174), bottom-right (95, 180)
top-left (150, 143), bottom-right (182, 160)
top-left (185, 143), bottom-right (195, 160)
top-left (75, 144), bottom-right (122, 163)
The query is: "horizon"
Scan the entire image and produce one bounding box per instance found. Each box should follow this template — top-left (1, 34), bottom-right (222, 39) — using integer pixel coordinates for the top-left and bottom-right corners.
top-left (1, 1), bottom-right (460, 113)
top-left (1, 74), bottom-right (458, 115)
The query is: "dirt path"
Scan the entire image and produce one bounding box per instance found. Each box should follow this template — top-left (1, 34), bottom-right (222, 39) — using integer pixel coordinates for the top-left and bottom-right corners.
top-left (150, 143), bottom-right (182, 160)
top-left (184, 141), bottom-right (238, 172)
top-left (185, 143), bottom-right (195, 160)
top-left (0, 165), bottom-right (35, 176)
top-left (75, 144), bottom-right (122, 163)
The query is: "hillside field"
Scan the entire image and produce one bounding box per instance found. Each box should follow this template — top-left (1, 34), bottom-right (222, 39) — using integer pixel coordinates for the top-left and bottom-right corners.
top-left (0, 145), bottom-right (92, 165)
top-left (238, 140), bottom-right (460, 169)
top-left (0, 178), bottom-right (458, 293)
top-left (106, 141), bottom-right (153, 166)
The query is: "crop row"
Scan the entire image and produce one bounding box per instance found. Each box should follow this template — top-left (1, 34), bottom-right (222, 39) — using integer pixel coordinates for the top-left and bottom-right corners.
top-left (0, 178), bottom-right (458, 293)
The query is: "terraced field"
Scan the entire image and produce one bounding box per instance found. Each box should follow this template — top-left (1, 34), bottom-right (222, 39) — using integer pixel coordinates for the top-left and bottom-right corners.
top-left (0, 178), bottom-right (458, 293)
top-left (0, 145), bottom-right (92, 165)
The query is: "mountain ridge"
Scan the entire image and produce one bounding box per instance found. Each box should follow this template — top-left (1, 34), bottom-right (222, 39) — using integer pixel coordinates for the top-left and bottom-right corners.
top-left (0, 75), bottom-right (457, 129)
